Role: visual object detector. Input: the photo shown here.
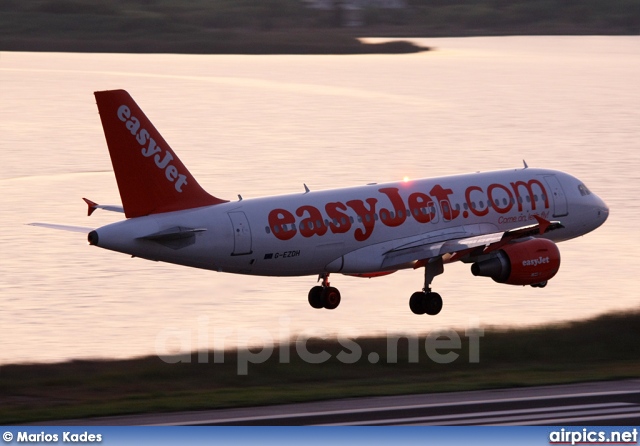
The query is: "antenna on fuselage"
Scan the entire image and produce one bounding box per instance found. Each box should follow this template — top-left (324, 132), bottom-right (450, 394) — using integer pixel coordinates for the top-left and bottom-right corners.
top-left (303, 184), bottom-right (310, 194)
top-left (523, 160), bottom-right (529, 169)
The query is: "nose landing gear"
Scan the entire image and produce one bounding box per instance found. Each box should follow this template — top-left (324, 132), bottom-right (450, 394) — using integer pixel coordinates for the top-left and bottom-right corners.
top-left (308, 273), bottom-right (341, 310)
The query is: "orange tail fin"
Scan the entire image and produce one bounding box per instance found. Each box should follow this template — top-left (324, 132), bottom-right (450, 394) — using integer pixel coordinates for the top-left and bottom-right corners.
top-left (94, 89), bottom-right (227, 218)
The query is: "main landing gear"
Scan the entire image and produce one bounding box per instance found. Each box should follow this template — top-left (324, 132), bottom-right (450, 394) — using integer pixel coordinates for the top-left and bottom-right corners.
top-left (308, 273), bottom-right (341, 310)
top-left (409, 257), bottom-right (444, 316)
top-left (307, 258), bottom-right (445, 315)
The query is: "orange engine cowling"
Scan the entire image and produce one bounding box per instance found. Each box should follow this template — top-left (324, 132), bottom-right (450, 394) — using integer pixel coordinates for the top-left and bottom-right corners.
top-left (471, 239), bottom-right (561, 286)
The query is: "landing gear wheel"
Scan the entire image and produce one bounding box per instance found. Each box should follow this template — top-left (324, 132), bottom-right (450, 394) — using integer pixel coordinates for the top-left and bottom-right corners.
top-left (409, 292), bottom-right (426, 315)
top-left (308, 286), bottom-right (324, 309)
top-left (424, 292), bottom-right (443, 316)
top-left (322, 287), bottom-right (341, 310)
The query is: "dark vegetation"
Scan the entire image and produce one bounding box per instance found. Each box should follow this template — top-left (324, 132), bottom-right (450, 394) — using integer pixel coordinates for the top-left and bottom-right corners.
top-left (1, 309), bottom-right (639, 423)
top-left (1, 0), bottom-right (639, 54)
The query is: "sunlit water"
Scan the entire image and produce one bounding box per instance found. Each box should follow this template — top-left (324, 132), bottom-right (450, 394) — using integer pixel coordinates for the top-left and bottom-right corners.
top-left (1, 37), bottom-right (639, 365)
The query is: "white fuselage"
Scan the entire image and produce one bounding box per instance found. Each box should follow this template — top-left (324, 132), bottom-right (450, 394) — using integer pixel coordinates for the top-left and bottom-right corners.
top-left (92, 167), bottom-right (609, 277)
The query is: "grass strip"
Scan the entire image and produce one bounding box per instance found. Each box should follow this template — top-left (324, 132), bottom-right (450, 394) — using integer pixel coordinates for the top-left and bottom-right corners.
top-left (1, 308), bottom-right (639, 424)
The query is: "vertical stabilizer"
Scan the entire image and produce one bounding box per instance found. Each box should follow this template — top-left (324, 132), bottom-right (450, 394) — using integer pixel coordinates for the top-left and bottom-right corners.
top-left (94, 89), bottom-right (227, 218)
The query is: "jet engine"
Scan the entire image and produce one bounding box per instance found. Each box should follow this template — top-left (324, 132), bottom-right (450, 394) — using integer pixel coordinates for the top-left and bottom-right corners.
top-left (471, 238), bottom-right (561, 286)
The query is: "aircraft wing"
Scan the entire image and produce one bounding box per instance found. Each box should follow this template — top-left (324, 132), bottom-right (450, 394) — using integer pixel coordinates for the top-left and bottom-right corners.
top-left (381, 215), bottom-right (564, 269)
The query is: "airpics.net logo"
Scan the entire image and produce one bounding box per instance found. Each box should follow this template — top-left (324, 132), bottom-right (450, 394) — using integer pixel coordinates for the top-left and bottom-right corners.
top-left (549, 428), bottom-right (638, 445)
top-left (154, 316), bottom-right (485, 375)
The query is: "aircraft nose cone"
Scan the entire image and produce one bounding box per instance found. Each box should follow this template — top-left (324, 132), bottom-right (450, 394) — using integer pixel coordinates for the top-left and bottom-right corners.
top-left (598, 195), bottom-right (609, 217)
top-left (593, 194), bottom-right (609, 227)
top-left (599, 206), bottom-right (609, 223)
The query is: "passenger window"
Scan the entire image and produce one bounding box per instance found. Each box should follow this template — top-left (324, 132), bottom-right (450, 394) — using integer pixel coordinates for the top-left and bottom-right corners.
top-left (265, 226), bottom-right (271, 234)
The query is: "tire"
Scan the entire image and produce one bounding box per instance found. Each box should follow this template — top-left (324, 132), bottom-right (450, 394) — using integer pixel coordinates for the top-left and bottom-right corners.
top-left (308, 286), bottom-right (324, 309)
top-left (409, 291), bottom-right (426, 315)
top-left (322, 287), bottom-right (341, 310)
top-left (424, 292), bottom-right (443, 316)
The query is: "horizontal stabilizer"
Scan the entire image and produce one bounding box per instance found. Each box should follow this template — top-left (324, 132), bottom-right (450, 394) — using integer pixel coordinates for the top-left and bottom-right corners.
top-left (28, 223), bottom-right (94, 234)
top-left (83, 198), bottom-right (124, 216)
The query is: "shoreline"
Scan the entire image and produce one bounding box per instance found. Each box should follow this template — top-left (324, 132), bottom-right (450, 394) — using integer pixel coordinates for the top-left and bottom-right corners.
top-left (2, 0), bottom-right (638, 55)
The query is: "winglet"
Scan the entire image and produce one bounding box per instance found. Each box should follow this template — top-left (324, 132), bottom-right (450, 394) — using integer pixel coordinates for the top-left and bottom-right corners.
top-left (533, 214), bottom-right (551, 234)
top-left (83, 198), bottom-right (98, 216)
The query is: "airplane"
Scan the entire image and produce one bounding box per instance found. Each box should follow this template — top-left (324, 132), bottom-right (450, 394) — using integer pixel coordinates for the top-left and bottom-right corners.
top-left (31, 89), bottom-right (609, 316)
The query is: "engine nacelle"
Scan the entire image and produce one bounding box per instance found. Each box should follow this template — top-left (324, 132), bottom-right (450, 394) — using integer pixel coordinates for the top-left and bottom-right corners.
top-left (471, 239), bottom-right (561, 286)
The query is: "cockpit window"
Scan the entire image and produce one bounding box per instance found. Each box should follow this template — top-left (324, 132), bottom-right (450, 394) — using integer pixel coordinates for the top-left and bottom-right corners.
top-left (578, 184), bottom-right (592, 196)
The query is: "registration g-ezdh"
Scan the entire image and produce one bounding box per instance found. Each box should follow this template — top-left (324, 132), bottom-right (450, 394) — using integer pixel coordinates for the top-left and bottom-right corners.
top-left (33, 90), bottom-right (609, 316)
